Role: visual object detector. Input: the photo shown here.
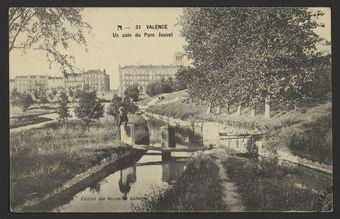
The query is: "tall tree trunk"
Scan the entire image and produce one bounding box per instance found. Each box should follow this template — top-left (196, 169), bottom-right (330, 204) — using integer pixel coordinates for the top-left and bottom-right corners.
top-left (216, 105), bottom-right (220, 114)
top-left (225, 102), bottom-right (230, 114)
top-left (236, 105), bottom-right (241, 116)
top-left (206, 102), bottom-right (212, 114)
top-left (250, 105), bottom-right (256, 117)
top-left (294, 103), bottom-right (298, 111)
top-left (265, 96), bottom-right (271, 118)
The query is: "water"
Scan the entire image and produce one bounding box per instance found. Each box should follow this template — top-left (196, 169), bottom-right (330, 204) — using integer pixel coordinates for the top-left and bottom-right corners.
top-left (53, 114), bottom-right (192, 212)
top-left (53, 153), bottom-right (189, 212)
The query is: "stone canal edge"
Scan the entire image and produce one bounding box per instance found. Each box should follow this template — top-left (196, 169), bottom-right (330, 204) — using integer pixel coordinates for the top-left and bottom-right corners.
top-left (13, 148), bottom-right (145, 212)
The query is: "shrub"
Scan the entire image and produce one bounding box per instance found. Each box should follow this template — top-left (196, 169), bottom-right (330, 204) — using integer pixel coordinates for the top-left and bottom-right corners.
top-left (279, 115), bottom-right (332, 164)
top-left (56, 90), bottom-right (71, 123)
top-left (146, 78), bottom-right (176, 97)
top-left (223, 157), bottom-right (324, 211)
top-left (124, 84), bottom-right (140, 102)
top-left (74, 90), bottom-right (104, 128)
top-left (12, 92), bottom-right (34, 112)
top-left (134, 154), bottom-right (224, 212)
top-left (107, 94), bottom-right (138, 123)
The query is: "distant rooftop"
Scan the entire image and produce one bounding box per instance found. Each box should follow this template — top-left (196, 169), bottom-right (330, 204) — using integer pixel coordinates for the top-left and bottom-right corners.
top-left (120, 65), bottom-right (181, 70)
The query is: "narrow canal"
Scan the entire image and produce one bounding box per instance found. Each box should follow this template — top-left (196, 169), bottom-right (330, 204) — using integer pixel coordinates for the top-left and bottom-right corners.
top-left (52, 114), bottom-right (194, 212)
top-left (54, 152), bottom-right (190, 212)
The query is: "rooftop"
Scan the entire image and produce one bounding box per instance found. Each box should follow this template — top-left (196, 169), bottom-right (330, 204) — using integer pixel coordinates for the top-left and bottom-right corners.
top-left (120, 65), bottom-right (181, 70)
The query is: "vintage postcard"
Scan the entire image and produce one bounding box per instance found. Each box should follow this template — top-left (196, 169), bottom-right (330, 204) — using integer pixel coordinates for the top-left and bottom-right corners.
top-left (9, 7), bottom-right (332, 212)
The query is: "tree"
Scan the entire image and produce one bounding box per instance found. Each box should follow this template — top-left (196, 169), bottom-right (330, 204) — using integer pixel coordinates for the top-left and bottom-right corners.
top-left (124, 84), bottom-right (140, 102)
top-left (68, 90), bottom-right (74, 98)
top-left (74, 90), bottom-right (104, 128)
top-left (83, 84), bottom-right (91, 92)
top-left (175, 67), bottom-right (196, 90)
top-left (48, 93), bottom-right (54, 101)
top-left (37, 88), bottom-right (49, 105)
top-left (146, 78), bottom-right (177, 97)
top-left (10, 88), bottom-right (21, 106)
top-left (14, 93), bottom-right (33, 112)
top-left (107, 94), bottom-right (138, 124)
top-left (52, 89), bottom-right (58, 96)
top-left (74, 89), bottom-right (83, 99)
top-left (9, 8), bottom-right (91, 75)
top-left (180, 8), bottom-right (325, 116)
top-left (57, 90), bottom-right (71, 124)
top-left (146, 81), bottom-right (162, 96)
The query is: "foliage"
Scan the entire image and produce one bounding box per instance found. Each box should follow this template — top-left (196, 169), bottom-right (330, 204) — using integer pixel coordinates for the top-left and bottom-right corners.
top-left (52, 89), bottom-right (58, 96)
top-left (133, 154), bottom-right (224, 212)
top-left (10, 88), bottom-right (21, 106)
top-left (9, 8), bottom-right (91, 74)
top-left (9, 117), bottom-right (127, 209)
top-left (36, 88), bottom-right (49, 104)
top-left (74, 90), bottom-right (104, 128)
top-left (48, 93), bottom-right (54, 101)
top-left (68, 90), bottom-right (73, 97)
top-left (179, 8), bottom-right (326, 109)
top-left (11, 92), bottom-right (34, 112)
top-left (124, 84), bottom-right (141, 102)
top-left (56, 90), bottom-right (71, 123)
top-left (83, 84), bottom-right (91, 92)
top-left (74, 89), bottom-right (83, 99)
top-left (223, 156), bottom-right (332, 211)
top-left (278, 115), bottom-right (332, 164)
top-left (107, 94), bottom-right (138, 122)
top-left (175, 67), bottom-right (196, 90)
top-left (146, 78), bottom-right (177, 96)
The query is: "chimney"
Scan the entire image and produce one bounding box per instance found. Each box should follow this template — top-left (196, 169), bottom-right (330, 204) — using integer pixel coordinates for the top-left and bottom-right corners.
top-left (103, 69), bottom-right (106, 74)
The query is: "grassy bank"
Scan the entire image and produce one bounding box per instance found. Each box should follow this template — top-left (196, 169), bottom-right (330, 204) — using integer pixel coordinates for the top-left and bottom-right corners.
top-left (222, 156), bottom-right (333, 211)
top-left (133, 154), bottom-right (225, 212)
top-left (10, 104), bottom-right (58, 119)
top-left (145, 90), bottom-right (332, 165)
top-left (10, 115), bottom-right (53, 129)
top-left (10, 114), bottom-right (146, 209)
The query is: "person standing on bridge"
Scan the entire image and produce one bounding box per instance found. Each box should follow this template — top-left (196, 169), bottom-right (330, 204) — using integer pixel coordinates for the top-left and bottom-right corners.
top-left (117, 106), bottom-right (128, 127)
top-left (117, 106), bottom-right (129, 141)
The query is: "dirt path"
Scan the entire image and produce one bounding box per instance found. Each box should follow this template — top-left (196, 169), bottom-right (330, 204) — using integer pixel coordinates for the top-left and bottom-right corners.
top-left (204, 149), bottom-right (245, 211)
top-left (216, 159), bottom-right (245, 211)
top-left (10, 113), bottom-right (58, 133)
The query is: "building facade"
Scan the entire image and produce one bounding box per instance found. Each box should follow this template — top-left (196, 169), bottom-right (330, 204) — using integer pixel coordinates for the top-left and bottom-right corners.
top-left (83, 69), bottom-right (110, 95)
top-left (64, 73), bottom-right (84, 92)
top-left (48, 76), bottom-right (64, 90)
top-left (11, 69), bottom-right (110, 96)
top-left (14, 75), bottom-right (49, 93)
top-left (119, 53), bottom-right (184, 96)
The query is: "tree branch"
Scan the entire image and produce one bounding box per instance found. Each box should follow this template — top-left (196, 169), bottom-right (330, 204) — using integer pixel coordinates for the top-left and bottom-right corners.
top-left (9, 8), bottom-right (36, 52)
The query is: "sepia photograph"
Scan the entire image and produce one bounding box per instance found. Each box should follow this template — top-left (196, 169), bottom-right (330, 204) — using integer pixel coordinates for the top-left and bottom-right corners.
top-left (8, 7), bottom-right (332, 212)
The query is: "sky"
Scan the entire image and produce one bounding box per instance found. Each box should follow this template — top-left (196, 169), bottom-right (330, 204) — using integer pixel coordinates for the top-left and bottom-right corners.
top-left (9, 7), bottom-right (331, 90)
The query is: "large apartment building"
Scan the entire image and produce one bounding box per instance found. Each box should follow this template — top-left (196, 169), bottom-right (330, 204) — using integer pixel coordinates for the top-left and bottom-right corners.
top-left (11, 69), bottom-right (110, 95)
top-left (119, 52), bottom-right (184, 96)
top-left (14, 75), bottom-right (49, 93)
top-left (83, 69), bottom-right (110, 95)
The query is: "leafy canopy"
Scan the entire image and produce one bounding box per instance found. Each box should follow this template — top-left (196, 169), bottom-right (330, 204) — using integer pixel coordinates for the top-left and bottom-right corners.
top-left (9, 8), bottom-right (91, 74)
top-left (179, 8), bottom-right (325, 107)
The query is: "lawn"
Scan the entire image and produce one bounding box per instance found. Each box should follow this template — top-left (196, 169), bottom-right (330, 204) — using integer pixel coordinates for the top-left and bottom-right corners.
top-left (10, 115), bottom-right (53, 129)
top-left (222, 156), bottom-right (333, 211)
top-left (10, 114), bottom-right (146, 210)
top-left (10, 104), bottom-right (58, 119)
top-left (146, 90), bottom-right (332, 165)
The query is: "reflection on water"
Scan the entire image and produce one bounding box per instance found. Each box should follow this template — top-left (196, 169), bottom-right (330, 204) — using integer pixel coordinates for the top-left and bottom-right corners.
top-left (119, 166), bottom-right (136, 200)
top-left (53, 115), bottom-right (195, 212)
top-left (54, 154), bottom-right (190, 212)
